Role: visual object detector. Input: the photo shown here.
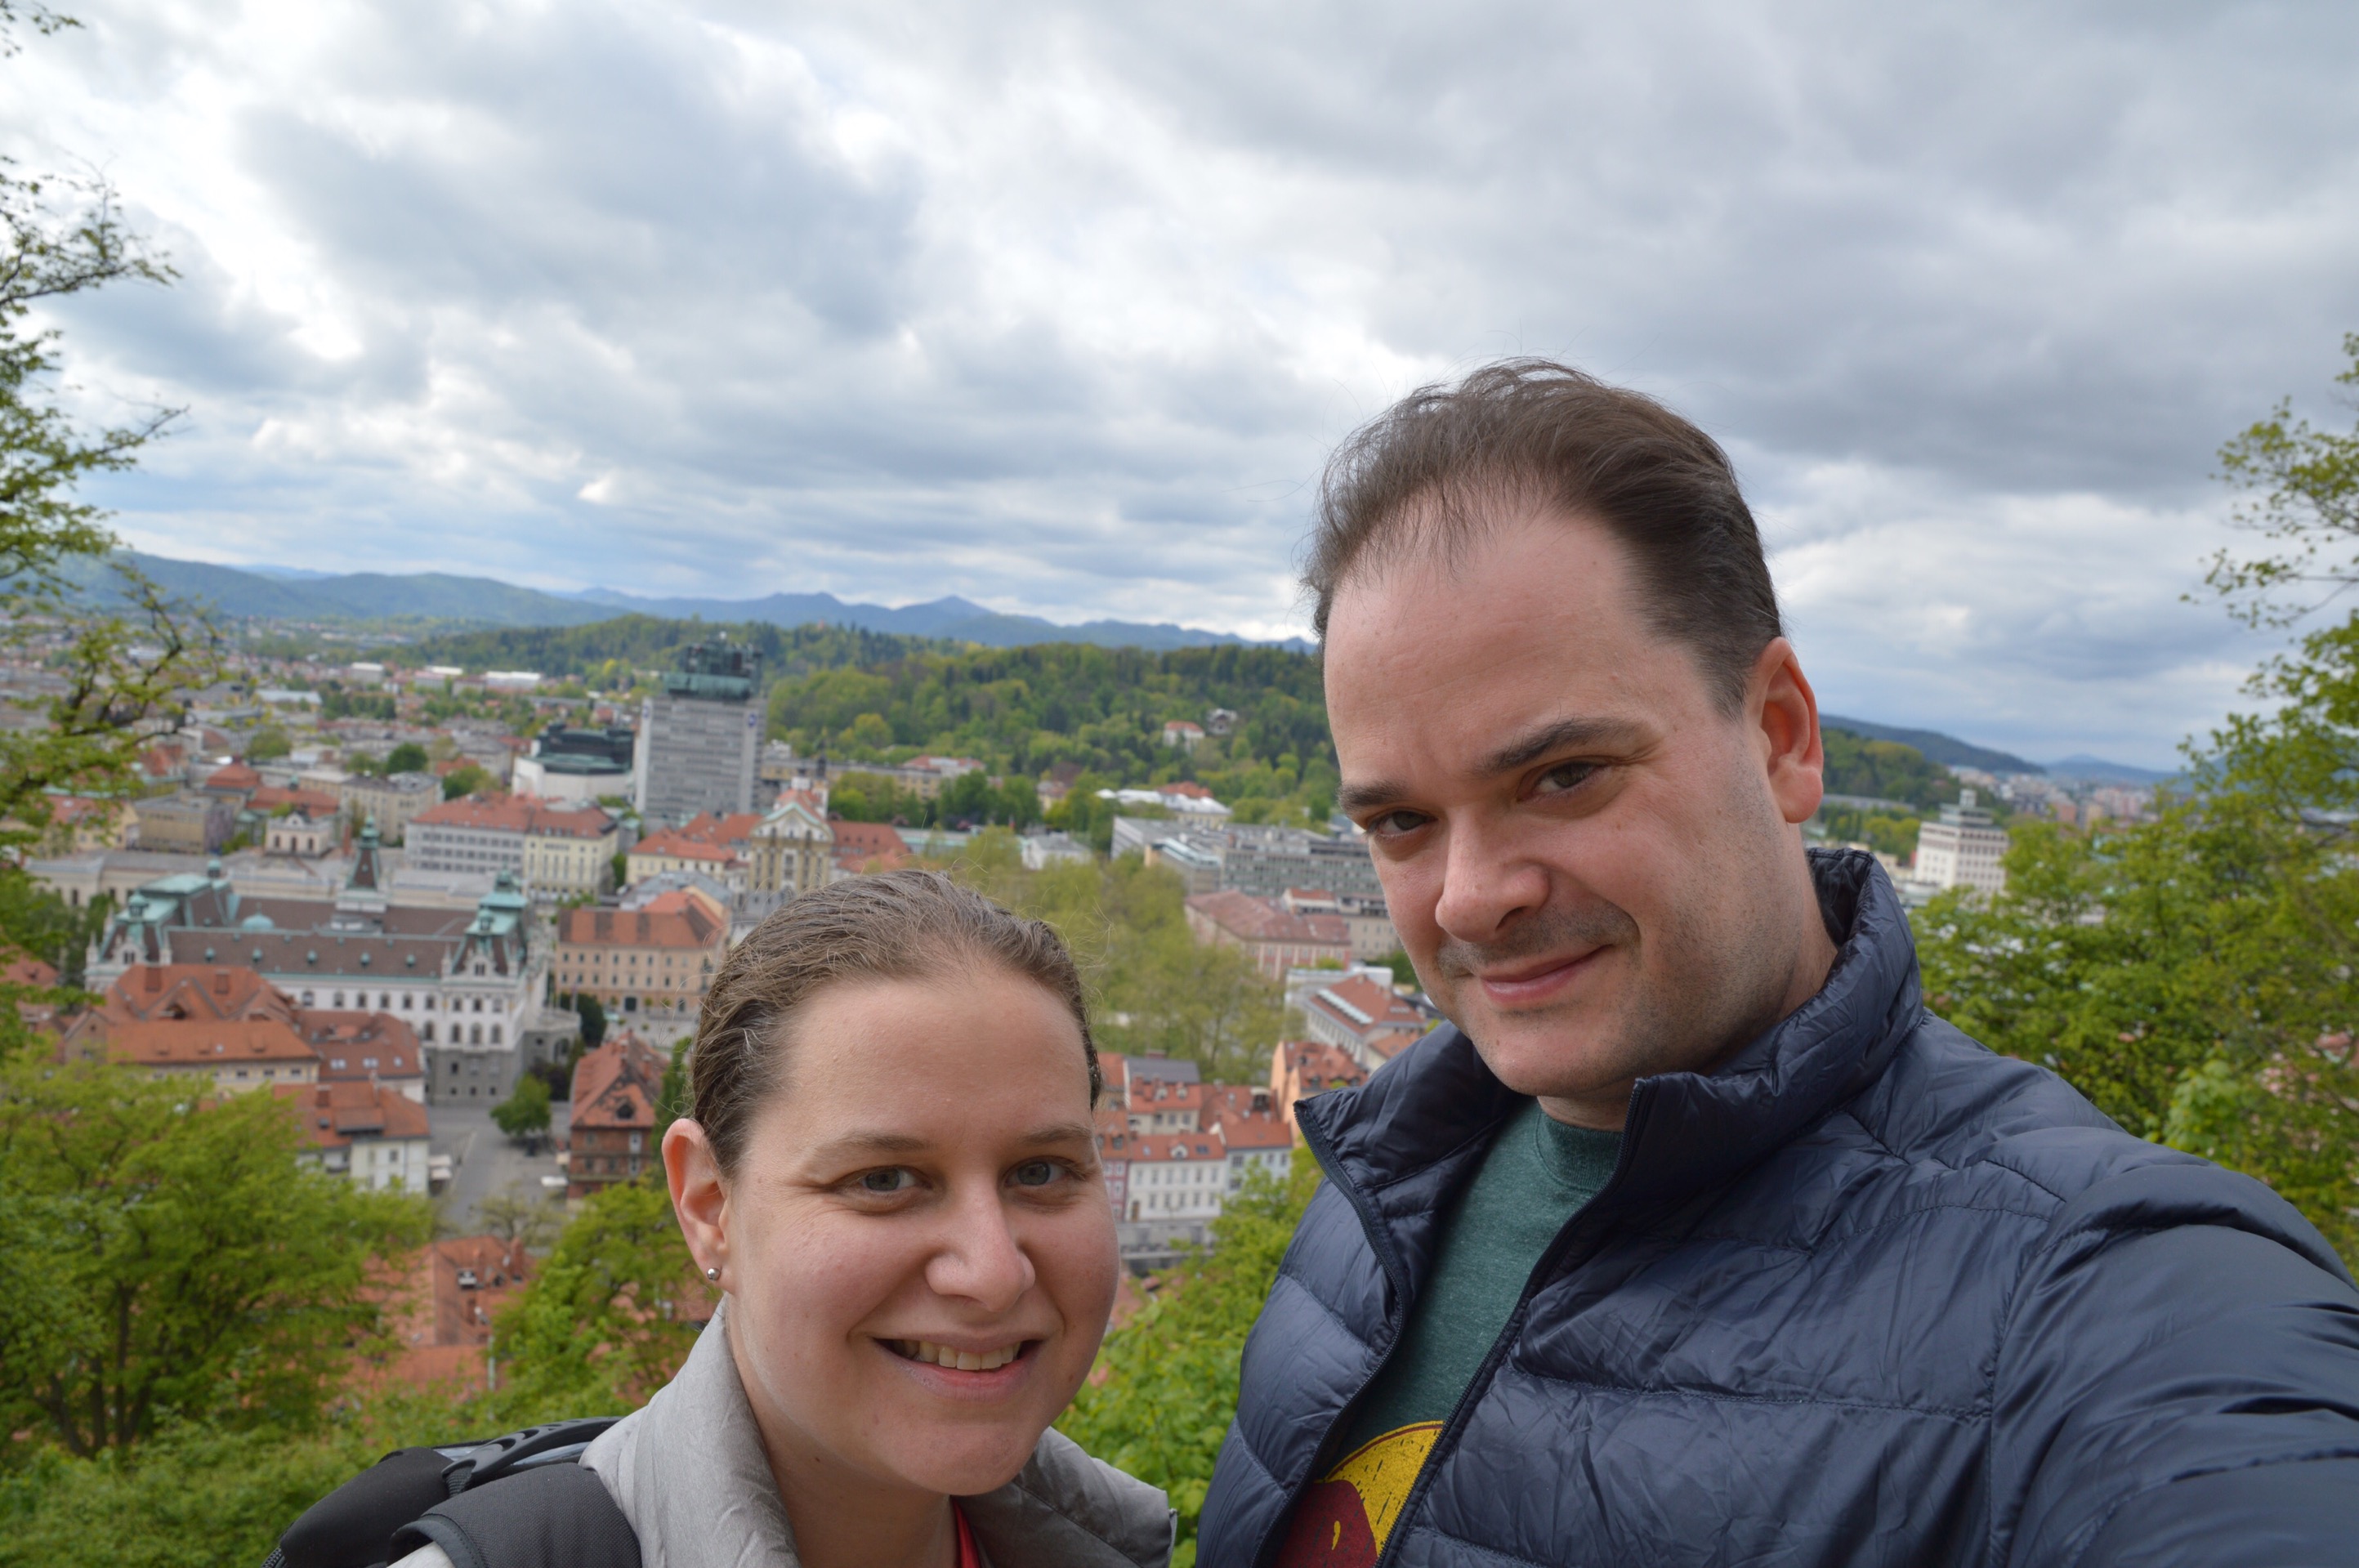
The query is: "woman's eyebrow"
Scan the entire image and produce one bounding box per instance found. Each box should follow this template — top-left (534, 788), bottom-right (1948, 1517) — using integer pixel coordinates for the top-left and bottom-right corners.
top-left (808, 1122), bottom-right (1095, 1161)
top-left (1019, 1121), bottom-right (1097, 1147)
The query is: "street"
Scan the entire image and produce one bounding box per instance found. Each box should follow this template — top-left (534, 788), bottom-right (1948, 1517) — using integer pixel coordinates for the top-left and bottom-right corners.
top-left (431, 1100), bottom-right (571, 1234)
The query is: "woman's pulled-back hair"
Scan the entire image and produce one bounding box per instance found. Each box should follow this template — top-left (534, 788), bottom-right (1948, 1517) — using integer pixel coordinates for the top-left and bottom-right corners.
top-left (689, 869), bottom-right (1100, 1174)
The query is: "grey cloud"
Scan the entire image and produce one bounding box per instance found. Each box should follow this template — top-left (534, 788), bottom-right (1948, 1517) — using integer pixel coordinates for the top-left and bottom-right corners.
top-left (10, 0), bottom-right (2359, 760)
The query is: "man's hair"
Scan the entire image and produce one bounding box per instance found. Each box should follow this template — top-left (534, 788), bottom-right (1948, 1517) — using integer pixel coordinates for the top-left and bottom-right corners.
top-left (689, 869), bottom-right (1099, 1174)
top-left (1304, 358), bottom-right (1784, 712)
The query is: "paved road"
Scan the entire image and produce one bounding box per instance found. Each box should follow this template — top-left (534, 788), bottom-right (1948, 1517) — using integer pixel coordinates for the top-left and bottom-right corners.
top-left (432, 1101), bottom-right (571, 1234)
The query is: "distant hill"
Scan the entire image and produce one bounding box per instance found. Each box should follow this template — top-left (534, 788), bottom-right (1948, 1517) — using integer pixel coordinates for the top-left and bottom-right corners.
top-left (2043, 754), bottom-right (2178, 786)
top-left (1821, 714), bottom-right (2043, 775)
top-left (95, 553), bottom-right (1308, 653)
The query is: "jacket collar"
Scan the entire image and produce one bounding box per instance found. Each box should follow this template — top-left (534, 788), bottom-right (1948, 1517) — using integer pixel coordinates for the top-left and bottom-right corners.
top-left (583, 1301), bottom-right (1171, 1568)
top-left (1298, 849), bottom-right (1923, 1217)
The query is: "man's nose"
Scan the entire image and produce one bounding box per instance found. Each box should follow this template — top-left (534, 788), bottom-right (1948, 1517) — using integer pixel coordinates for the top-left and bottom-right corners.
top-left (1432, 813), bottom-right (1550, 943)
top-left (923, 1188), bottom-right (1037, 1312)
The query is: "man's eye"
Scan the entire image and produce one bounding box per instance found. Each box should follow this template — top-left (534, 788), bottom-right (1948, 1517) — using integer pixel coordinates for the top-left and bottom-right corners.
top-left (1534, 762), bottom-right (1598, 796)
top-left (1369, 810), bottom-right (1429, 835)
top-left (858, 1168), bottom-right (917, 1194)
top-left (1011, 1159), bottom-right (1062, 1188)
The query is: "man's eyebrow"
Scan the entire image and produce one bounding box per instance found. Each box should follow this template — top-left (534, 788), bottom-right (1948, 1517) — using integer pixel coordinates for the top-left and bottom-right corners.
top-left (1338, 716), bottom-right (1647, 815)
top-left (1477, 715), bottom-right (1646, 778)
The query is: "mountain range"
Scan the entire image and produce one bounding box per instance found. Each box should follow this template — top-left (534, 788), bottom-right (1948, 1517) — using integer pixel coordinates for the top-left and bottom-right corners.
top-left (107, 553), bottom-right (2167, 780)
top-left (105, 552), bottom-right (1311, 654)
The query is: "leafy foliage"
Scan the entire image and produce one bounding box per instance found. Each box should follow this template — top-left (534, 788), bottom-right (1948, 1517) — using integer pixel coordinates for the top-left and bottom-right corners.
top-left (402, 614), bottom-right (930, 684)
top-left (0, 1060), bottom-right (433, 1453)
top-left (772, 642), bottom-right (1340, 824)
top-left (492, 1072), bottom-right (552, 1139)
top-left (0, 1383), bottom-right (477, 1568)
top-left (2205, 332), bottom-right (2359, 626)
top-left (1819, 726), bottom-right (1957, 811)
top-left (490, 1178), bottom-right (715, 1422)
top-left (1058, 1155), bottom-right (1320, 1567)
top-left (953, 833), bottom-right (1285, 1083)
top-left (1918, 611), bottom-right (2359, 1257)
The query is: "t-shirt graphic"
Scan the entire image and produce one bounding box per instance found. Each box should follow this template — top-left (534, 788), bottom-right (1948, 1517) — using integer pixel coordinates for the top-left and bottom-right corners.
top-left (1267, 1100), bottom-right (1622, 1566)
top-left (1275, 1422), bottom-right (1442, 1566)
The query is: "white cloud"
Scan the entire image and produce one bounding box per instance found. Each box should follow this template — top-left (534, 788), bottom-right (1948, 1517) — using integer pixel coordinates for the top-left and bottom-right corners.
top-left (4, 0), bottom-right (2357, 764)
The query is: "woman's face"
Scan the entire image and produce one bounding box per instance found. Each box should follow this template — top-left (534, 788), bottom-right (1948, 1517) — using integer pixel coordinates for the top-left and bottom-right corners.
top-left (677, 965), bottom-right (1118, 1499)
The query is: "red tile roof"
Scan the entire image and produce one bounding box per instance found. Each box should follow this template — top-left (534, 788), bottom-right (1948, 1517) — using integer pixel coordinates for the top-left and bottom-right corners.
top-left (557, 897), bottom-right (726, 951)
top-left (1185, 890), bottom-right (1352, 947)
top-left (203, 762), bottom-right (262, 793)
top-left (302, 1010), bottom-right (423, 1082)
top-left (829, 820), bottom-right (912, 871)
top-left (97, 1016), bottom-right (321, 1071)
top-left (570, 1032), bottom-right (668, 1134)
top-left (278, 1079), bottom-right (431, 1149)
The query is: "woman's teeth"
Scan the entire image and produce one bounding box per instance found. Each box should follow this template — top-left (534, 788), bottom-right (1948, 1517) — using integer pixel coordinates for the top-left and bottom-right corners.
top-left (895, 1339), bottom-right (1021, 1371)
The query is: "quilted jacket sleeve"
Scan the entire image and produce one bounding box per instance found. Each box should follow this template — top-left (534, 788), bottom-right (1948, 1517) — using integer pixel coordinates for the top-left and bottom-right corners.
top-left (1993, 1162), bottom-right (2359, 1566)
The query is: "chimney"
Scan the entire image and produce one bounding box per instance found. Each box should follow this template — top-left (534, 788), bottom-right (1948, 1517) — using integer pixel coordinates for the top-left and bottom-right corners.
top-left (142, 967), bottom-right (161, 994)
top-left (212, 968), bottom-right (229, 995)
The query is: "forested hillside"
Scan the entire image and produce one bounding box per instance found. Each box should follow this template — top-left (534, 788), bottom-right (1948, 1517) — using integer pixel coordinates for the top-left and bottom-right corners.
top-left (399, 616), bottom-right (933, 683)
top-left (773, 642), bottom-right (1341, 826)
top-left (1821, 726), bottom-right (1959, 810)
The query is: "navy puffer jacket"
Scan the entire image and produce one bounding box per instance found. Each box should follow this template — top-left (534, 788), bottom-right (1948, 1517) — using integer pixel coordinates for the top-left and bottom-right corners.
top-left (1198, 850), bottom-right (2359, 1566)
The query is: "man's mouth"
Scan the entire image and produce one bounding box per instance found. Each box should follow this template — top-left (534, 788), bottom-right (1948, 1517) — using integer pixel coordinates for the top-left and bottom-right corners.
top-left (887, 1339), bottom-right (1029, 1372)
top-left (1473, 947), bottom-right (1604, 1003)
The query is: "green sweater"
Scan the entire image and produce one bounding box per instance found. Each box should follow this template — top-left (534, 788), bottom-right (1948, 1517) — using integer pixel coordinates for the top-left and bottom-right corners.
top-left (1334, 1097), bottom-right (1623, 1458)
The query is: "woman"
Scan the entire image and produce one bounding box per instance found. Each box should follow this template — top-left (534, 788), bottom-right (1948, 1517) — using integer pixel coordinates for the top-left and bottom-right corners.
top-left (400, 870), bottom-right (1171, 1568)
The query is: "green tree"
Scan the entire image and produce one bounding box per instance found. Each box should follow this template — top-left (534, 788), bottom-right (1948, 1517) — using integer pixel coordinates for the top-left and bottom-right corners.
top-left (1917, 613), bottom-right (2359, 1258)
top-left (245, 724), bottom-right (291, 762)
top-left (491, 1071), bottom-right (552, 1141)
top-left (441, 763), bottom-right (493, 799)
top-left (384, 740), bottom-right (429, 775)
top-left (474, 1182), bottom-right (565, 1253)
top-left (492, 1179), bottom-right (713, 1421)
top-left (2204, 331), bottom-right (2359, 627)
top-left (0, 1058), bottom-right (432, 1453)
top-left (1058, 1155), bottom-right (1320, 1567)
top-left (561, 989), bottom-right (608, 1048)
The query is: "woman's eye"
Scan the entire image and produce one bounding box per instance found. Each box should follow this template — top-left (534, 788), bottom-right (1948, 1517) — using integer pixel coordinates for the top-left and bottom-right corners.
top-left (858, 1168), bottom-right (917, 1194)
top-left (1011, 1159), bottom-right (1061, 1188)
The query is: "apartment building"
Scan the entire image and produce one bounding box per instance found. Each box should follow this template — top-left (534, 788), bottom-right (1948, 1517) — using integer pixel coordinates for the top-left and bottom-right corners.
top-left (568, 1031), bottom-right (668, 1200)
top-left (409, 795), bottom-right (619, 897)
top-left (338, 771), bottom-right (440, 844)
top-left (1124, 1132), bottom-right (1229, 1222)
top-left (636, 641), bottom-right (761, 827)
top-left (280, 1079), bottom-right (433, 1192)
top-left (1299, 972), bottom-right (1432, 1070)
top-left (1183, 889), bottom-right (1353, 978)
top-left (554, 887), bottom-right (729, 1020)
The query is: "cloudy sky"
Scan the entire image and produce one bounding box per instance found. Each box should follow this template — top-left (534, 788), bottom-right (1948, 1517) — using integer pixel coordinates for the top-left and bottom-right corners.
top-left (8, 1), bottom-right (2359, 766)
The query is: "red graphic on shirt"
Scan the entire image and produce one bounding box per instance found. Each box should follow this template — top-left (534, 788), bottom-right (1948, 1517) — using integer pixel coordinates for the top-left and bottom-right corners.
top-left (1272, 1422), bottom-right (1442, 1567)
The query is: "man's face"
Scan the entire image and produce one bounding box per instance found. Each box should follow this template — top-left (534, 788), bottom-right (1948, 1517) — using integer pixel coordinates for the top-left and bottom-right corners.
top-left (1324, 506), bottom-right (1827, 1127)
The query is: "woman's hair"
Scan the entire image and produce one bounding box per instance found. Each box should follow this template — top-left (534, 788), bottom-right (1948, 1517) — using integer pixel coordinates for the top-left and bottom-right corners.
top-left (688, 869), bottom-right (1100, 1173)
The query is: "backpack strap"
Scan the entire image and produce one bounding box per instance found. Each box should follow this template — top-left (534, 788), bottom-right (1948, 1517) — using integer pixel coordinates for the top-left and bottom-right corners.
top-left (262, 1420), bottom-right (625, 1568)
top-left (388, 1463), bottom-right (641, 1568)
top-left (270, 1445), bottom-right (476, 1568)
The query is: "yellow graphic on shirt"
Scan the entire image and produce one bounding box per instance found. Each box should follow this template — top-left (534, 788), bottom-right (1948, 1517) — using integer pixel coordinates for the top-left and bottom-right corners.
top-left (1274, 1422), bottom-right (1444, 1567)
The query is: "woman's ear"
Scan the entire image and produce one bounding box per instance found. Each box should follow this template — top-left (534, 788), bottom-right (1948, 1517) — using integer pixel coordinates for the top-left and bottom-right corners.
top-left (664, 1119), bottom-right (730, 1285)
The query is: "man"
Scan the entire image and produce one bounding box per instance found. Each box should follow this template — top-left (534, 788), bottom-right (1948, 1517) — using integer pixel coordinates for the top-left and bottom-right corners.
top-left (1195, 361), bottom-right (2359, 1566)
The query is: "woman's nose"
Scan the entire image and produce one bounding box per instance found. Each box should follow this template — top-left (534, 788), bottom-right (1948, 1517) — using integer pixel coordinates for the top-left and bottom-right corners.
top-left (923, 1192), bottom-right (1037, 1311)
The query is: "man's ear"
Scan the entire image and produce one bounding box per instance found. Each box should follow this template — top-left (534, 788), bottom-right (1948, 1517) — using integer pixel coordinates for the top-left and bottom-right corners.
top-left (664, 1118), bottom-right (731, 1287)
top-left (1749, 637), bottom-right (1825, 827)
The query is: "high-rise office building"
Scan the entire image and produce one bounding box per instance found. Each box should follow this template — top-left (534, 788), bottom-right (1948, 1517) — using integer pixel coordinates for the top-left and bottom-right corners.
top-left (635, 641), bottom-right (761, 828)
